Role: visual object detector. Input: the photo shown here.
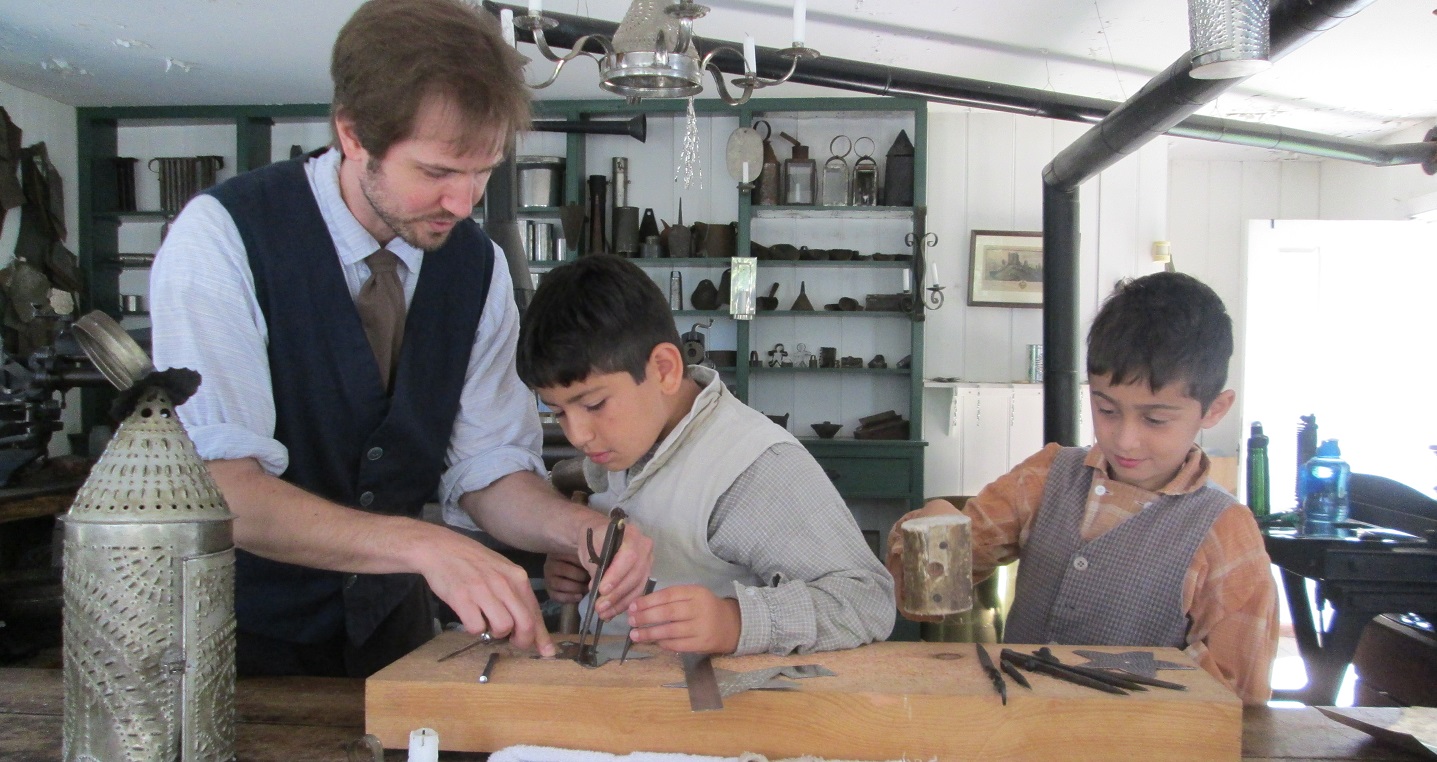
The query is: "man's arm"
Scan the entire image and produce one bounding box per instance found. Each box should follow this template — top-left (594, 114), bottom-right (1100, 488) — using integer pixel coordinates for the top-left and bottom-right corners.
top-left (208, 458), bottom-right (555, 655)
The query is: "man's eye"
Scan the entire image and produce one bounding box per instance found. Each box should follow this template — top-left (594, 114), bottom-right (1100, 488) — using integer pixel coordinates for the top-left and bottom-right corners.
top-left (1145, 417), bottom-right (1170, 426)
top-left (584, 400), bottom-right (606, 413)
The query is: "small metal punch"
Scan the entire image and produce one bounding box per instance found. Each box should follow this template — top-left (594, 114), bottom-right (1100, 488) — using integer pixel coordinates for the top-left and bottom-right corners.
top-left (619, 577), bottom-right (659, 664)
top-left (478, 652), bottom-right (499, 683)
top-left (436, 630), bottom-right (493, 663)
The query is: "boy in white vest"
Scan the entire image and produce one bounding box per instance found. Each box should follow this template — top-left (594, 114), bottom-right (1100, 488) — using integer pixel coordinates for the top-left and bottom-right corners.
top-left (517, 255), bottom-right (894, 656)
top-left (886, 272), bottom-right (1278, 704)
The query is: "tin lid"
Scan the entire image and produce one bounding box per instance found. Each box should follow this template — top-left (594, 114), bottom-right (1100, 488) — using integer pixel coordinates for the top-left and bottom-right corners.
top-left (517, 155), bottom-right (566, 166)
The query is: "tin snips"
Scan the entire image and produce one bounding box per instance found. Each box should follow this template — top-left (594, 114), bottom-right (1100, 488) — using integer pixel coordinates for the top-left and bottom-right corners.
top-left (575, 508), bottom-right (627, 667)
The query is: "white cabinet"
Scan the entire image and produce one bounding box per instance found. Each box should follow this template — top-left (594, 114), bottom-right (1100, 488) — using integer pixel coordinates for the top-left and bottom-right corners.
top-left (927, 382), bottom-right (1093, 498)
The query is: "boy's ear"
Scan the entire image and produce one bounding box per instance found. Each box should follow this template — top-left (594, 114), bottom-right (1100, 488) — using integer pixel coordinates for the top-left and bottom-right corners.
top-left (1200, 389), bottom-right (1236, 429)
top-left (649, 342), bottom-right (687, 393)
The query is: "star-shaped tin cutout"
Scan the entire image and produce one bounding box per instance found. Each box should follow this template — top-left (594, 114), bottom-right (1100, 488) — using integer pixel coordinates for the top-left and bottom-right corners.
top-left (1071, 649), bottom-right (1195, 679)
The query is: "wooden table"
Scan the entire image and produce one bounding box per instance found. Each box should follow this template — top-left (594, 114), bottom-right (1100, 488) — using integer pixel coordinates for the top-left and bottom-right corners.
top-left (0, 667), bottom-right (1425, 760)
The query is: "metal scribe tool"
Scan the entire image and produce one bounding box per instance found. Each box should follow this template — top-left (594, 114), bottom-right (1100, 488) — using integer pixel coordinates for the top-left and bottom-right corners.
top-left (620, 577), bottom-right (659, 664)
top-left (975, 643), bottom-right (1007, 705)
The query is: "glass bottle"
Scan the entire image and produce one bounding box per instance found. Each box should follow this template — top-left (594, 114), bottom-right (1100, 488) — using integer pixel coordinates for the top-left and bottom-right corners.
top-left (1246, 422), bottom-right (1270, 518)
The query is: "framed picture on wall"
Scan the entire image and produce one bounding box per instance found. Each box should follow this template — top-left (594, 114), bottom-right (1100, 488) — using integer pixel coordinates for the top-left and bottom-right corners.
top-left (968, 230), bottom-right (1044, 308)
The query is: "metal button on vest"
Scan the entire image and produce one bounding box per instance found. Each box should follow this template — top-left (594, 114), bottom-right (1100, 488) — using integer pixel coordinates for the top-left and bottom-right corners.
top-left (359, 491), bottom-right (375, 507)
top-left (345, 574), bottom-right (358, 589)
top-left (367, 447), bottom-right (384, 461)
top-left (1094, 485), bottom-right (1108, 496)
top-left (1073, 556), bottom-right (1089, 571)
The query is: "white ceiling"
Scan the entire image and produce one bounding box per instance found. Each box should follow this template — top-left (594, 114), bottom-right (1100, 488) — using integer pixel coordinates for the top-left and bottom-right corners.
top-left (0, 0), bottom-right (1433, 145)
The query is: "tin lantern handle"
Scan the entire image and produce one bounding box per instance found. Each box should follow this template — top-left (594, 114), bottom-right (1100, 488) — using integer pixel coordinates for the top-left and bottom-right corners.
top-left (853, 136), bottom-right (876, 160)
top-left (827, 135), bottom-right (853, 160)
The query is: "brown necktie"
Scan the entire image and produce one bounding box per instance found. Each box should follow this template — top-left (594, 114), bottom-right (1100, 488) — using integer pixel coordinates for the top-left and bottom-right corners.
top-left (356, 248), bottom-right (406, 389)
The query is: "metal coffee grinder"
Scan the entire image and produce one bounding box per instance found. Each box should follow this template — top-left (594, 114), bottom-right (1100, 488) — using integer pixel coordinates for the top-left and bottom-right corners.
top-left (62, 311), bottom-right (236, 761)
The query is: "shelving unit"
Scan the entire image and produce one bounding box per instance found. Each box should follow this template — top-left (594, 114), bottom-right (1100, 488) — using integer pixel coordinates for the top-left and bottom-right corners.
top-left (524, 97), bottom-right (929, 510)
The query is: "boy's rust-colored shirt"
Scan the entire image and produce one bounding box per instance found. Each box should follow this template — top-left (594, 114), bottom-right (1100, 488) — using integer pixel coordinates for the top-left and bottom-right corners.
top-left (955, 442), bottom-right (1279, 705)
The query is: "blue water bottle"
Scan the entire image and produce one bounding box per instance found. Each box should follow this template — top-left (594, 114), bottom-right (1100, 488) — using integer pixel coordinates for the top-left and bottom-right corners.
top-left (1299, 439), bottom-right (1350, 536)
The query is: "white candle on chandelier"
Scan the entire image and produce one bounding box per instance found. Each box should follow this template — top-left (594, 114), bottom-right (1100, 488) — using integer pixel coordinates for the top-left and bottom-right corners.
top-left (500, 9), bottom-right (516, 47)
top-left (902, 268), bottom-right (911, 291)
top-left (793, 0), bottom-right (806, 45)
top-left (528, 0), bottom-right (542, 14)
top-left (743, 34), bottom-right (757, 74)
top-left (928, 261), bottom-right (940, 286)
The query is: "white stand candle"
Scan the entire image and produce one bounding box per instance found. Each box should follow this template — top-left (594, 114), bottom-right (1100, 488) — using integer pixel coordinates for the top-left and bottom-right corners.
top-left (408, 728), bottom-right (439, 762)
top-left (500, 9), bottom-right (515, 47)
top-left (793, 0), bottom-right (806, 45)
top-left (528, 0), bottom-right (542, 14)
top-left (743, 34), bottom-right (757, 73)
top-left (742, 161), bottom-right (750, 184)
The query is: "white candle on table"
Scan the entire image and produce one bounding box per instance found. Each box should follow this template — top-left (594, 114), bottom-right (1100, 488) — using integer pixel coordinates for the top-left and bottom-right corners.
top-left (743, 34), bottom-right (757, 73)
top-left (793, 0), bottom-right (806, 45)
top-left (408, 728), bottom-right (438, 762)
top-left (500, 9), bottom-right (515, 47)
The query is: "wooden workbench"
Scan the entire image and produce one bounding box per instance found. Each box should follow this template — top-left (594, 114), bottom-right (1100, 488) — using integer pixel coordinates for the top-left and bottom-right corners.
top-left (0, 666), bottom-right (1425, 761)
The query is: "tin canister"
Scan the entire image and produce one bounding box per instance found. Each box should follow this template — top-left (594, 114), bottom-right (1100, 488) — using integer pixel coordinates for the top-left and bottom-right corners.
top-left (1026, 344), bottom-right (1044, 383)
top-left (668, 271), bottom-right (684, 310)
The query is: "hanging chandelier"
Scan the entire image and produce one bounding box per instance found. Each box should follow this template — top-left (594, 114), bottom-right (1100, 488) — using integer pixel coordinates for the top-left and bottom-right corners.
top-left (503, 0), bottom-right (819, 105)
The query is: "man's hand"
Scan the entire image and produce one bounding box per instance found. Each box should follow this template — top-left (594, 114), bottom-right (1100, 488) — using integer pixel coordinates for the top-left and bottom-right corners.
top-left (543, 553), bottom-right (590, 604)
top-left (625, 584), bottom-right (740, 655)
top-left (414, 531), bottom-right (556, 658)
top-left (579, 521), bottom-right (654, 620)
top-left (885, 499), bottom-right (963, 624)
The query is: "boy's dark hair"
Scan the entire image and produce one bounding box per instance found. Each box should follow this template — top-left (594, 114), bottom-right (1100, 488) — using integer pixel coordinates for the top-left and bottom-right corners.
top-left (1086, 271), bottom-right (1233, 410)
top-left (517, 255), bottom-right (682, 389)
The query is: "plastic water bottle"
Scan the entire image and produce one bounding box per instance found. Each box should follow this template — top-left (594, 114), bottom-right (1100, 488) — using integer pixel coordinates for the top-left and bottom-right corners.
top-left (1299, 439), bottom-right (1350, 536)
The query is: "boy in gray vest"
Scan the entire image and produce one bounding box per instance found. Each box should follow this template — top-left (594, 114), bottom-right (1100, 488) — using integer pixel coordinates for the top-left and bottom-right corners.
top-left (518, 255), bottom-right (894, 655)
top-left (887, 272), bottom-right (1278, 704)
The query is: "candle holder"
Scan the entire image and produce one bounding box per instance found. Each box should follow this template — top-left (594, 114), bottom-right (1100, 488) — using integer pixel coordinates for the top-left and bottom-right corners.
top-left (512, 0), bottom-right (819, 105)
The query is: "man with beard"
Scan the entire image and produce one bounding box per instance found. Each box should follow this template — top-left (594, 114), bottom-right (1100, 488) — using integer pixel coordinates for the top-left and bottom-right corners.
top-left (149, 0), bottom-right (652, 678)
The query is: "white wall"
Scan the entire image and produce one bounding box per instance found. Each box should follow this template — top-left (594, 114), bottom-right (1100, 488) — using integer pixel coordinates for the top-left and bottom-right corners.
top-left (0, 80), bottom-right (80, 457)
top-left (1167, 120), bottom-right (1437, 459)
top-left (921, 107), bottom-right (1170, 496)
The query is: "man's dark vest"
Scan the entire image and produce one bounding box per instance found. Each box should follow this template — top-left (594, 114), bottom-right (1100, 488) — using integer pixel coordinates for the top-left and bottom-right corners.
top-left (1004, 446), bottom-right (1232, 648)
top-left (206, 157), bottom-right (493, 645)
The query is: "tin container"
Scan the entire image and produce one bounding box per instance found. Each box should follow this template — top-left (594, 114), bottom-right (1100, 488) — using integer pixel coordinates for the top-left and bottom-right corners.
top-left (516, 156), bottom-right (565, 208)
top-left (1026, 344), bottom-right (1044, 383)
